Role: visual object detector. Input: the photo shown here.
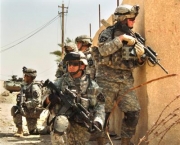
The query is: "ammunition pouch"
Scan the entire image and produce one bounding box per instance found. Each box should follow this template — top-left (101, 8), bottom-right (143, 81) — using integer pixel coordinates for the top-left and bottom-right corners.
top-left (96, 45), bottom-right (139, 70)
top-left (11, 106), bottom-right (19, 117)
top-left (121, 46), bottom-right (136, 60)
top-left (53, 115), bottom-right (69, 135)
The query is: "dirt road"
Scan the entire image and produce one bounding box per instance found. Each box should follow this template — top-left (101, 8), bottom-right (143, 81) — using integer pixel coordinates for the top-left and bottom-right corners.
top-left (0, 91), bottom-right (51, 145)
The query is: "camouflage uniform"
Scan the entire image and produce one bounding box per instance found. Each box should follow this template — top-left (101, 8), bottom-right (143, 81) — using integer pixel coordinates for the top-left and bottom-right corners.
top-left (84, 48), bottom-right (96, 80)
top-left (95, 4), bottom-right (145, 142)
top-left (55, 42), bottom-right (78, 78)
top-left (43, 52), bottom-right (105, 145)
top-left (75, 35), bottom-right (96, 80)
top-left (11, 67), bottom-right (43, 135)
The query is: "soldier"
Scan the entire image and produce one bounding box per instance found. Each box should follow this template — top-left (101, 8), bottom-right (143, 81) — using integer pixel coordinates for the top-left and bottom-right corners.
top-left (55, 42), bottom-right (78, 78)
top-left (11, 67), bottom-right (44, 137)
top-left (75, 35), bottom-right (96, 80)
top-left (95, 4), bottom-right (146, 145)
top-left (42, 51), bottom-right (105, 145)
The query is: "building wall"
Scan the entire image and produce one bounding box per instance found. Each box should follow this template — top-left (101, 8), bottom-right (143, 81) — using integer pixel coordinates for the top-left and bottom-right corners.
top-left (92, 0), bottom-right (180, 144)
top-left (144, 0), bottom-right (180, 145)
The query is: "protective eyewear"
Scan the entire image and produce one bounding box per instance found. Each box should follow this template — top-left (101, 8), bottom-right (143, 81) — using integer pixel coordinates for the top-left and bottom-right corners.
top-left (68, 61), bottom-right (80, 66)
top-left (128, 18), bottom-right (136, 21)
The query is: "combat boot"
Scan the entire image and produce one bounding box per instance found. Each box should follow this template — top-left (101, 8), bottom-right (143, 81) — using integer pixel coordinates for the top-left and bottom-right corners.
top-left (14, 127), bottom-right (23, 137)
top-left (121, 138), bottom-right (134, 145)
top-left (38, 126), bottom-right (50, 135)
top-left (29, 128), bottom-right (40, 135)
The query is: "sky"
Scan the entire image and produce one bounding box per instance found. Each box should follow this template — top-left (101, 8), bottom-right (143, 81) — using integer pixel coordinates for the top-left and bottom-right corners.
top-left (1, 0), bottom-right (122, 81)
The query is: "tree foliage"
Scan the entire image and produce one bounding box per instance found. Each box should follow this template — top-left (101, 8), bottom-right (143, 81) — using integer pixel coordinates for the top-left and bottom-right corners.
top-left (50, 37), bottom-right (73, 62)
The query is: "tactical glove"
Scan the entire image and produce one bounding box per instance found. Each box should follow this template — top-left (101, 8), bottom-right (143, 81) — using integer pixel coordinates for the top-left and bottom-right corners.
top-left (120, 34), bottom-right (136, 46)
top-left (49, 93), bottom-right (60, 105)
top-left (134, 42), bottom-right (145, 58)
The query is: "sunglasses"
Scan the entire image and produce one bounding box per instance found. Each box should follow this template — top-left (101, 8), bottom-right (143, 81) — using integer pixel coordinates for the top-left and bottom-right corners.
top-left (128, 18), bottom-right (136, 21)
top-left (68, 61), bottom-right (80, 66)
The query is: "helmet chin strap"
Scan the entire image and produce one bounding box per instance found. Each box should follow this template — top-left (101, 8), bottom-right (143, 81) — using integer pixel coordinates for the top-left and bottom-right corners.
top-left (69, 69), bottom-right (80, 76)
top-left (78, 42), bottom-right (84, 51)
top-left (69, 64), bottom-right (84, 76)
top-left (79, 45), bottom-right (83, 51)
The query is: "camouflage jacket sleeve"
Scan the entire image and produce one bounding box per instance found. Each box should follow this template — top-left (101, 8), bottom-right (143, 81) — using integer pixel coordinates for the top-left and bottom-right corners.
top-left (88, 81), bottom-right (105, 128)
top-left (98, 27), bottom-right (123, 56)
top-left (94, 103), bottom-right (105, 129)
top-left (26, 84), bottom-right (42, 109)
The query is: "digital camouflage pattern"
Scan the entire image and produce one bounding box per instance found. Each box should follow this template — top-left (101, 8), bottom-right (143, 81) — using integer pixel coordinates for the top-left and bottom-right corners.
top-left (96, 23), bottom-right (142, 138)
top-left (46, 72), bottom-right (105, 145)
top-left (75, 35), bottom-right (92, 46)
top-left (12, 82), bottom-right (43, 132)
top-left (96, 65), bottom-right (140, 113)
top-left (55, 42), bottom-right (78, 78)
top-left (51, 123), bottom-right (91, 145)
top-left (83, 48), bottom-right (96, 80)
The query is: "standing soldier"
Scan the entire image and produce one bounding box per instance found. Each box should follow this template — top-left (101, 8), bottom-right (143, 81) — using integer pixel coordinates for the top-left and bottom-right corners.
top-left (95, 4), bottom-right (146, 145)
top-left (75, 35), bottom-right (96, 80)
top-left (42, 51), bottom-right (105, 145)
top-left (55, 42), bottom-right (78, 78)
top-left (11, 67), bottom-right (44, 137)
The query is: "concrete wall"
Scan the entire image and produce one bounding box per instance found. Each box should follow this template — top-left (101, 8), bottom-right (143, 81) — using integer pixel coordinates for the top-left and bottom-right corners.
top-left (144, 0), bottom-right (180, 145)
top-left (92, 0), bottom-right (180, 144)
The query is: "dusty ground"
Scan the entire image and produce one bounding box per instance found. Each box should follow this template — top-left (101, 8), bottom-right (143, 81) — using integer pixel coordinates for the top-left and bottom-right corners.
top-left (0, 81), bottom-right (52, 145)
top-left (0, 81), bottom-right (120, 145)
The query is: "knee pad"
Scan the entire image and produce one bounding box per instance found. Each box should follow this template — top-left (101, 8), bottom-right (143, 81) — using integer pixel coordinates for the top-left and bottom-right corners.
top-left (53, 115), bottom-right (69, 135)
top-left (124, 111), bottom-right (140, 127)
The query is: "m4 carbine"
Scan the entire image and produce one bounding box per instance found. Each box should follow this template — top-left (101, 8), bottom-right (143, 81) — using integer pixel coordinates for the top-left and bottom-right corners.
top-left (43, 79), bottom-right (101, 132)
top-left (16, 84), bottom-right (26, 116)
top-left (133, 32), bottom-right (168, 74)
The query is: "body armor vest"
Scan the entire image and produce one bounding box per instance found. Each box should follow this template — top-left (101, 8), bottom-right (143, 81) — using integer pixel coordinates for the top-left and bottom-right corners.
top-left (97, 26), bottom-right (140, 70)
top-left (24, 83), bottom-right (33, 101)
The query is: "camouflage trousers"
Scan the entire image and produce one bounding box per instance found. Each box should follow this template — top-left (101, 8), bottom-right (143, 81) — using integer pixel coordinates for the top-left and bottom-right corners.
top-left (51, 122), bottom-right (91, 145)
top-left (96, 72), bottom-right (141, 138)
top-left (13, 108), bottom-right (43, 132)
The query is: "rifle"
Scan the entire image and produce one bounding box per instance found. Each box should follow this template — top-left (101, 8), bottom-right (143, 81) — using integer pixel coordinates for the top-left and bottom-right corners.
top-left (16, 84), bottom-right (26, 116)
top-left (132, 32), bottom-right (168, 74)
top-left (43, 79), bottom-right (101, 132)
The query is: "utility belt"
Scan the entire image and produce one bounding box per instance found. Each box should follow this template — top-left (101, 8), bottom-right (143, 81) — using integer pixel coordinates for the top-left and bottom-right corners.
top-left (98, 46), bottom-right (139, 70)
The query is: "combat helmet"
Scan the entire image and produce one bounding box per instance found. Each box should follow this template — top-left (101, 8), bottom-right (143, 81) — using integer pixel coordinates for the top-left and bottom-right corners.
top-left (75, 35), bottom-right (92, 46)
top-left (64, 42), bottom-right (78, 53)
top-left (22, 66), bottom-right (37, 79)
top-left (64, 51), bottom-right (88, 65)
top-left (114, 4), bottom-right (140, 21)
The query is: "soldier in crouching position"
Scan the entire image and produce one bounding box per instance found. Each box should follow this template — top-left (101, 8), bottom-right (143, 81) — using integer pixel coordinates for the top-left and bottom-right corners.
top-left (42, 52), bottom-right (105, 145)
top-left (11, 67), bottom-right (44, 137)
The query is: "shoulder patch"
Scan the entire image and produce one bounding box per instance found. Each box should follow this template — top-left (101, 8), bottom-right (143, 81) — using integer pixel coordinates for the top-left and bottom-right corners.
top-left (33, 91), bottom-right (38, 98)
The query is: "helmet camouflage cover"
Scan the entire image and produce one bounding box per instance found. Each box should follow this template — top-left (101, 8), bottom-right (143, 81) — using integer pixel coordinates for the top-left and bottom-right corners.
top-left (114, 4), bottom-right (140, 21)
top-left (64, 51), bottom-right (88, 65)
top-left (75, 35), bottom-right (92, 46)
top-left (64, 42), bottom-right (78, 53)
top-left (22, 66), bottom-right (37, 78)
